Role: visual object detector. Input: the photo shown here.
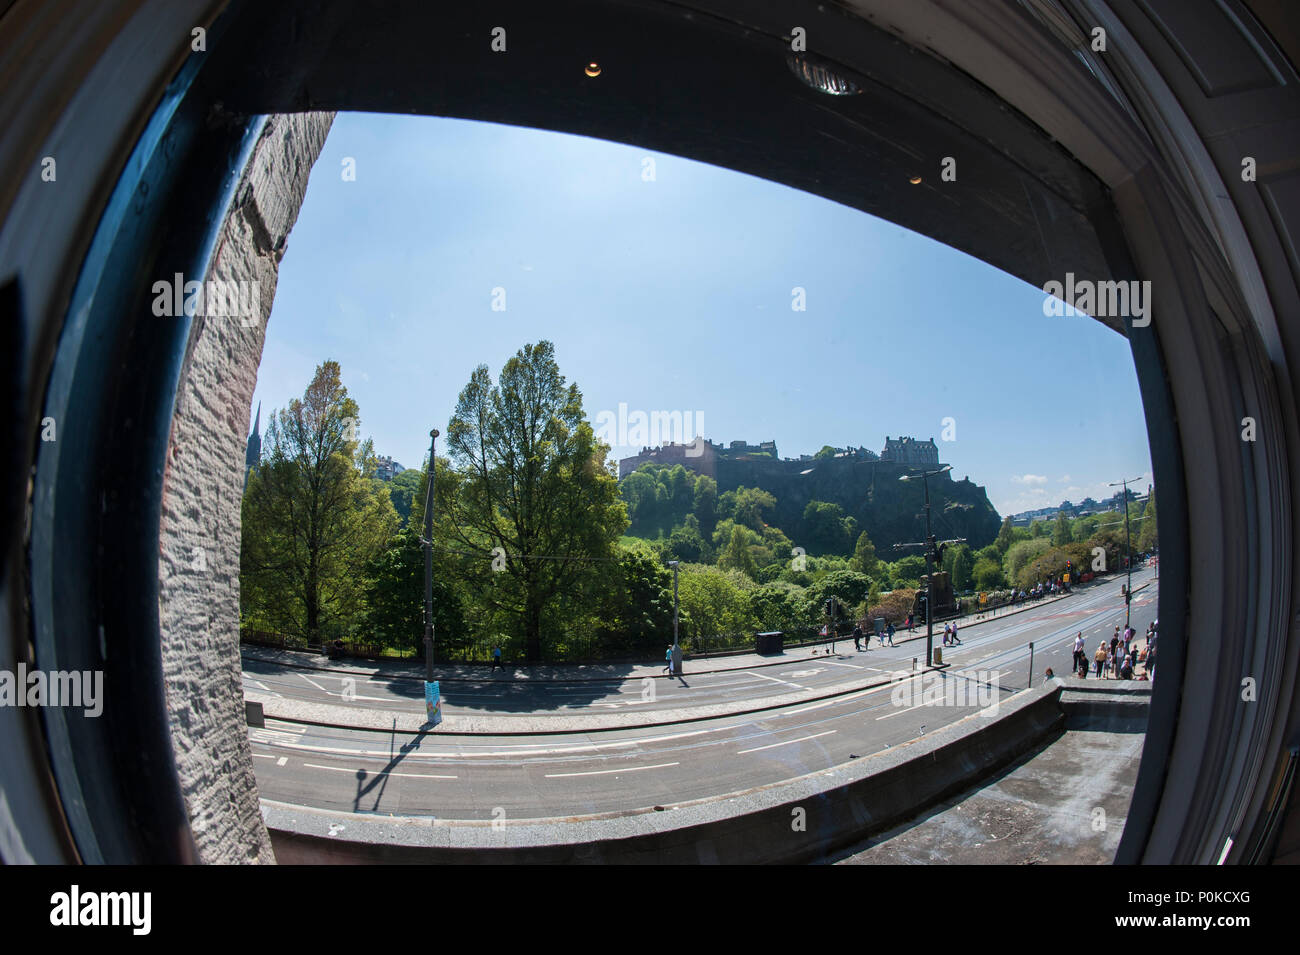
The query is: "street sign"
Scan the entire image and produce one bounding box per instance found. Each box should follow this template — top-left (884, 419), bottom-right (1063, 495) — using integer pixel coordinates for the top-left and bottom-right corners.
top-left (424, 680), bottom-right (443, 727)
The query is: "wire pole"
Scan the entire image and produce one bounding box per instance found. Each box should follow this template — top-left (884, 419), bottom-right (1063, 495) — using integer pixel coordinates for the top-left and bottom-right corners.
top-left (422, 429), bottom-right (439, 681)
top-left (1108, 475), bottom-right (1142, 631)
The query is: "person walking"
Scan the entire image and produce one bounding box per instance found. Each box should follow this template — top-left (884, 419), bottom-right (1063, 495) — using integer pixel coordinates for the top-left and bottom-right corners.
top-left (950, 621), bottom-right (961, 645)
top-left (886, 622), bottom-right (896, 647)
top-left (1072, 632), bottom-right (1085, 674)
top-left (663, 646), bottom-right (673, 675)
top-left (491, 645), bottom-right (502, 672)
top-left (853, 624), bottom-right (863, 652)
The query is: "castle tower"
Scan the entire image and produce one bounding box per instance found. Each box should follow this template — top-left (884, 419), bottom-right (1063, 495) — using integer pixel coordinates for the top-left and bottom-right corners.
top-left (244, 402), bottom-right (261, 491)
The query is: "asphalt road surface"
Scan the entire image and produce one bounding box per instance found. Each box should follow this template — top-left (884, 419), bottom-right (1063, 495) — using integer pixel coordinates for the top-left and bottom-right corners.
top-left (250, 569), bottom-right (1158, 820)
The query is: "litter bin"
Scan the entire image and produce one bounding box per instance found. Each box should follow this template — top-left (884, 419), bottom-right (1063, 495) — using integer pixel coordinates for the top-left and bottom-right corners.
top-left (933, 646), bottom-right (943, 666)
top-left (756, 631), bottom-right (784, 655)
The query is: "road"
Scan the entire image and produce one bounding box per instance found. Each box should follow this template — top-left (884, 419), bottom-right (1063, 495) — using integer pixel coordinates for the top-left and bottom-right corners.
top-left (249, 568), bottom-right (1157, 821)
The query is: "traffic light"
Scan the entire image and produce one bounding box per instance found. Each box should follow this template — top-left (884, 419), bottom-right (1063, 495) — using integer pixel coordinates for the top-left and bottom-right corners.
top-left (824, 598), bottom-right (833, 617)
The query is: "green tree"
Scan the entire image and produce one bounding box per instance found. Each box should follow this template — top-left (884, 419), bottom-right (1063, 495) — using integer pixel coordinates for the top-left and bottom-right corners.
top-left (241, 361), bottom-right (397, 642)
top-left (440, 341), bottom-right (628, 662)
top-left (892, 555), bottom-right (926, 586)
top-left (1137, 489), bottom-right (1158, 553)
top-left (1004, 538), bottom-right (1051, 585)
top-left (950, 546), bottom-right (974, 591)
top-left (728, 486), bottom-right (777, 533)
top-left (677, 565), bottom-right (758, 646)
top-left (995, 516), bottom-right (1016, 555)
top-left (1052, 510), bottom-right (1072, 547)
top-left (719, 524), bottom-right (759, 579)
top-left (805, 569), bottom-right (873, 621)
top-left (595, 547), bottom-right (677, 657)
top-left (363, 527), bottom-right (466, 658)
top-left (851, 531), bottom-right (878, 577)
top-left (693, 475), bottom-right (719, 540)
top-left (802, 499), bottom-right (857, 555)
top-left (388, 468), bottom-right (424, 527)
top-left (972, 557), bottom-right (1004, 590)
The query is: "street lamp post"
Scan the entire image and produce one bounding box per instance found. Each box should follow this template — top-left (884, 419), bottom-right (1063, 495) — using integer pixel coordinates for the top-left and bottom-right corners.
top-left (900, 464), bottom-right (952, 666)
top-left (1108, 475), bottom-right (1142, 631)
top-left (668, 560), bottom-right (681, 676)
top-left (422, 429), bottom-right (439, 682)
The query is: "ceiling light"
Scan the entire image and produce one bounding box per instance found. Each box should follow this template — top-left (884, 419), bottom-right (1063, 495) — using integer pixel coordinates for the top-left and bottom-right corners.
top-left (786, 54), bottom-right (861, 96)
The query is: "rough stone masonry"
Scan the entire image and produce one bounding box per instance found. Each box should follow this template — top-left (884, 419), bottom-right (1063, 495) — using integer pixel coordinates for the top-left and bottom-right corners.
top-left (157, 111), bottom-right (334, 863)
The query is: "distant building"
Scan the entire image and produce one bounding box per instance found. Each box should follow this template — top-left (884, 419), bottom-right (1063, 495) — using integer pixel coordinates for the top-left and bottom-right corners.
top-left (618, 439), bottom-right (718, 480)
top-left (879, 435), bottom-right (940, 468)
top-left (619, 435), bottom-right (944, 480)
top-left (376, 455), bottom-right (405, 482)
top-left (726, 439), bottom-right (779, 458)
top-left (244, 402), bottom-right (261, 491)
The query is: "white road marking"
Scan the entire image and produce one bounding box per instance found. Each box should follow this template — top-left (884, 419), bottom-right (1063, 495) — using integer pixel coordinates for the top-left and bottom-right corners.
top-left (302, 762), bottom-right (457, 780)
top-left (545, 762), bottom-right (679, 778)
top-left (297, 673), bottom-right (330, 693)
top-left (752, 671), bottom-right (807, 690)
top-left (783, 682), bottom-right (895, 715)
top-left (876, 699), bottom-right (951, 720)
top-left (252, 753), bottom-right (275, 759)
top-left (737, 730), bottom-right (836, 754)
top-left (821, 660), bottom-right (867, 670)
top-left (277, 756), bottom-right (287, 766)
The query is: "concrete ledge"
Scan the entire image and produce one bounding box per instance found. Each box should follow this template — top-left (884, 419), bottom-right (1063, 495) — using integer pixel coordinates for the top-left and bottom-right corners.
top-left (265, 682), bottom-right (1065, 863)
top-left (1060, 681), bottom-right (1152, 731)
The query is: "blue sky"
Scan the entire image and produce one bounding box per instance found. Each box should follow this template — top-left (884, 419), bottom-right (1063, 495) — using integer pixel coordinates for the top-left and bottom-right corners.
top-left (251, 112), bottom-right (1152, 516)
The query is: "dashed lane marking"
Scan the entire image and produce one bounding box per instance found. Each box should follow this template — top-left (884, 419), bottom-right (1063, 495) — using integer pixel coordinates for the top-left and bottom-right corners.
top-left (302, 762), bottom-right (457, 780)
top-left (736, 730), bottom-right (836, 754)
top-left (545, 761), bottom-right (679, 778)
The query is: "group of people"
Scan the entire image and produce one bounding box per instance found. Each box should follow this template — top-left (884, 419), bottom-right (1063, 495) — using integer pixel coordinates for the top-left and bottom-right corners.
top-left (852, 622), bottom-right (896, 650)
top-left (1070, 620), bottom-right (1157, 681)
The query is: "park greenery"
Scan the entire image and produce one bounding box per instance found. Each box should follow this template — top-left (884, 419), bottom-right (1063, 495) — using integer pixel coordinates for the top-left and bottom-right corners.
top-left (240, 344), bottom-right (1156, 663)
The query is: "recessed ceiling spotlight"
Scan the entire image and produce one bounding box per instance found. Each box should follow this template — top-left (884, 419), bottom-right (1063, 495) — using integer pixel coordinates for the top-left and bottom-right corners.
top-left (786, 53), bottom-right (861, 96)
top-left (910, 175), bottom-right (923, 184)
top-left (585, 62), bottom-right (601, 77)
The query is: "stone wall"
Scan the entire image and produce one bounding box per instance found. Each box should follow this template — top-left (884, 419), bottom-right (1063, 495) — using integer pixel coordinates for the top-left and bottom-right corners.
top-left (157, 112), bottom-right (334, 863)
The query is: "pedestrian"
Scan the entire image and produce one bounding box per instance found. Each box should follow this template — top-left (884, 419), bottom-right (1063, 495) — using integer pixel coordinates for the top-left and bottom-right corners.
top-left (491, 645), bottom-right (502, 672)
top-left (1094, 642), bottom-right (1107, 679)
top-left (886, 622), bottom-right (896, 647)
top-left (853, 624), bottom-right (863, 652)
top-left (950, 621), bottom-right (961, 645)
top-left (1044, 667), bottom-right (1055, 681)
top-left (1120, 653), bottom-right (1134, 680)
top-left (663, 645), bottom-right (673, 675)
top-left (1072, 631), bottom-right (1085, 673)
